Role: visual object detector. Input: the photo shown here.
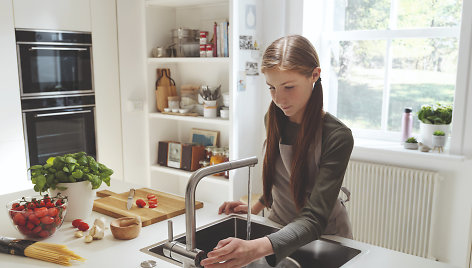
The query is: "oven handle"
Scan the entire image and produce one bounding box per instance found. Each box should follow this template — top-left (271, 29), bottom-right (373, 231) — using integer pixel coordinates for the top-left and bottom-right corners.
top-left (29, 47), bottom-right (88, 51)
top-left (35, 110), bottom-right (92, 118)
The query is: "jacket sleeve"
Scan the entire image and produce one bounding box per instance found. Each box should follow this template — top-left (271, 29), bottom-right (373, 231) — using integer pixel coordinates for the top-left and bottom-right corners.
top-left (265, 128), bottom-right (354, 266)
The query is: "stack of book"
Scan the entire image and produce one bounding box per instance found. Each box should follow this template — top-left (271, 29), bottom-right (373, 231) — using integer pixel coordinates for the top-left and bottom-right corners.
top-left (213, 21), bottom-right (229, 57)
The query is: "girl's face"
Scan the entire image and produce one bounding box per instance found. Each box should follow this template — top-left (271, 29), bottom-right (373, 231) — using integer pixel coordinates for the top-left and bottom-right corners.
top-left (265, 68), bottom-right (321, 123)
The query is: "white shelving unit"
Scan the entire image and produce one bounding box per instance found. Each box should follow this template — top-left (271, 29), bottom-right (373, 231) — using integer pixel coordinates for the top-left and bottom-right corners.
top-left (143, 0), bottom-right (235, 204)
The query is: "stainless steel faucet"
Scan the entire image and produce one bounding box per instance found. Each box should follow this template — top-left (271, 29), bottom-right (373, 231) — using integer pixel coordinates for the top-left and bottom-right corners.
top-left (163, 156), bottom-right (258, 268)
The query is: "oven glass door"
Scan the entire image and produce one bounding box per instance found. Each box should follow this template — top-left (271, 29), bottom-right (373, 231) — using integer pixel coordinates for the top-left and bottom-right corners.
top-left (18, 44), bottom-right (93, 96)
top-left (24, 107), bottom-right (96, 166)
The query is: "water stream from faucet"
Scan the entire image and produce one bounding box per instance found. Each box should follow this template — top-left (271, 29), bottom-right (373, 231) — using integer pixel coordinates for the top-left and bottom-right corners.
top-left (247, 166), bottom-right (252, 241)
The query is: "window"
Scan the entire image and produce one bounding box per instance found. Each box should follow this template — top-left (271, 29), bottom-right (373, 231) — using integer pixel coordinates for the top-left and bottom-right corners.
top-left (321, 0), bottom-right (463, 139)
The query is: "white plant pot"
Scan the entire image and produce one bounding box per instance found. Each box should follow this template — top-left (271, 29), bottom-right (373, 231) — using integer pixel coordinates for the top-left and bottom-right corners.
top-left (404, 142), bottom-right (418, 150)
top-left (432, 135), bottom-right (446, 147)
top-left (419, 122), bottom-right (450, 148)
top-left (49, 180), bottom-right (96, 221)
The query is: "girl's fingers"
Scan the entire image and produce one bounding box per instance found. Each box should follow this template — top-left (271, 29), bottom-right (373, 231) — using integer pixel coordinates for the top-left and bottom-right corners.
top-left (218, 202), bottom-right (227, 214)
top-left (233, 205), bottom-right (247, 213)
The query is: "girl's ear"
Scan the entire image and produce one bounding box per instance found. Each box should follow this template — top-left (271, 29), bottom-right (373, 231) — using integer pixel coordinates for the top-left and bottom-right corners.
top-left (311, 67), bottom-right (321, 82)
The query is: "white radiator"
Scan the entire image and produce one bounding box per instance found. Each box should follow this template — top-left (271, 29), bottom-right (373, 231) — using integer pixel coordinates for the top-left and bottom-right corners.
top-left (342, 160), bottom-right (440, 258)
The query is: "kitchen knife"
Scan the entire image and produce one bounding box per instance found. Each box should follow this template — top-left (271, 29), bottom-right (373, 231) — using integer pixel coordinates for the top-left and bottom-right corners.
top-left (127, 189), bottom-right (135, 210)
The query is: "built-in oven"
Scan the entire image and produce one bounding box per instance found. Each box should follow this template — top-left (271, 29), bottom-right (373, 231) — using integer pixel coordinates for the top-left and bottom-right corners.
top-left (21, 94), bottom-right (96, 167)
top-left (16, 29), bottom-right (96, 168)
top-left (16, 29), bottom-right (93, 97)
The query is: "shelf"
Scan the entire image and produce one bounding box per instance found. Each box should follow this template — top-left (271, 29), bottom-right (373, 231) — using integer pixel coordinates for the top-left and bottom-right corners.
top-left (147, 57), bottom-right (230, 64)
top-left (149, 112), bottom-right (230, 125)
top-left (150, 165), bottom-right (229, 185)
top-left (146, 0), bottom-right (227, 7)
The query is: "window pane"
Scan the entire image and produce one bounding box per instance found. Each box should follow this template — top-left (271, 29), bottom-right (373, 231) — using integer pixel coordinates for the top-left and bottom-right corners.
top-left (388, 38), bottom-right (458, 132)
top-left (331, 40), bottom-right (386, 129)
top-left (397, 0), bottom-right (463, 28)
top-left (333, 0), bottom-right (390, 31)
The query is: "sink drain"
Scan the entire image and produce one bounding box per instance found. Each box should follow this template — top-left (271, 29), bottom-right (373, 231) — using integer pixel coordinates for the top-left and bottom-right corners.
top-left (140, 260), bottom-right (157, 268)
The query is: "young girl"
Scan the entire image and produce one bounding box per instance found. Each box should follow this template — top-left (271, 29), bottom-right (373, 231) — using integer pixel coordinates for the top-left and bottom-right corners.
top-left (201, 35), bottom-right (354, 268)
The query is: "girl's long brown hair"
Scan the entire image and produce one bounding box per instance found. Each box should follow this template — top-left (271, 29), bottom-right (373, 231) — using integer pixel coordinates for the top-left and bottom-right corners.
top-left (261, 35), bottom-right (324, 211)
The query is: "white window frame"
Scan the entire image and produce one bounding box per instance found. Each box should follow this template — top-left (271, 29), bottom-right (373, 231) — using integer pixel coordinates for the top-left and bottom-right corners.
top-left (303, 0), bottom-right (471, 155)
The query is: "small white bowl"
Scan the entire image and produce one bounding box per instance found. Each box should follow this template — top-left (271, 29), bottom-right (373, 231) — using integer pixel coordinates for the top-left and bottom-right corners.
top-left (179, 108), bottom-right (190, 114)
top-left (171, 108), bottom-right (179, 113)
top-left (163, 108), bottom-right (171, 112)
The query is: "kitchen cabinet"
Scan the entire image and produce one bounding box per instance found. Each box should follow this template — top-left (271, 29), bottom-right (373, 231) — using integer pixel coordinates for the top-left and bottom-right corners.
top-left (12, 0), bottom-right (91, 31)
top-left (0, 0), bottom-right (29, 194)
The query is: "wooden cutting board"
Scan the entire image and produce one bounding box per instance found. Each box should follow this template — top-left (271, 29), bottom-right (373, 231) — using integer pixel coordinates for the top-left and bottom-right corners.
top-left (92, 188), bottom-right (203, 227)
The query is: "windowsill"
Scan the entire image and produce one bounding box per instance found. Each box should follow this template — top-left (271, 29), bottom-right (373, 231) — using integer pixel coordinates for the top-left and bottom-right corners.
top-left (352, 138), bottom-right (467, 165)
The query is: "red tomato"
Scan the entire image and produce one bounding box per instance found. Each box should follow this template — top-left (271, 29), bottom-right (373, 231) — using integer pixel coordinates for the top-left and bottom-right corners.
top-left (147, 194), bottom-right (156, 200)
top-left (39, 201), bottom-right (45, 207)
top-left (147, 199), bottom-right (158, 205)
top-left (38, 230), bottom-right (50, 238)
top-left (16, 205), bottom-right (25, 211)
top-left (27, 203), bottom-right (36, 210)
top-left (149, 203), bottom-right (158, 208)
top-left (48, 208), bottom-right (58, 217)
top-left (77, 222), bottom-right (89, 231)
top-left (55, 199), bottom-right (63, 206)
top-left (34, 207), bottom-right (48, 218)
top-left (46, 202), bottom-right (54, 208)
top-left (136, 199), bottom-right (146, 208)
top-left (55, 216), bottom-right (62, 226)
top-left (72, 219), bottom-right (83, 228)
top-left (26, 222), bottom-right (35, 230)
top-left (11, 202), bottom-right (20, 209)
top-left (33, 226), bottom-right (42, 233)
top-left (40, 216), bottom-right (54, 225)
top-left (13, 213), bottom-right (26, 226)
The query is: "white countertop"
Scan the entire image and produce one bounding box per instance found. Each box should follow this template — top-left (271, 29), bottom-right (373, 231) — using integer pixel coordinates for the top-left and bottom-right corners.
top-left (0, 179), bottom-right (458, 268)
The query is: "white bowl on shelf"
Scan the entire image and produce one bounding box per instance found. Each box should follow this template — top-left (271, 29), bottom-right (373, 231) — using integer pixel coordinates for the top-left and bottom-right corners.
top-left (179, 108), bottom-right (190, 114)
top-left (163, 108), bottom-right (171, 112)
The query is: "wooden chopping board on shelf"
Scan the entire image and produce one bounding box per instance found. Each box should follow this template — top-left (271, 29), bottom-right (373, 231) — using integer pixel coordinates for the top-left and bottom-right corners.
top-left (92, 188), bottom-right (203, 227)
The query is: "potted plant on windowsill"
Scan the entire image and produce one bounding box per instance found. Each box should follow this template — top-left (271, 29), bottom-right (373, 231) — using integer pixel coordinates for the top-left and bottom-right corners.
top-left (417, 104), bottom-right (452, 148)
top-left (404, 137), bottom-right (418, 150)
top-left (29, 152), bottom-right (113, 221)
top-left (432, 130), bottom-right (446, 152)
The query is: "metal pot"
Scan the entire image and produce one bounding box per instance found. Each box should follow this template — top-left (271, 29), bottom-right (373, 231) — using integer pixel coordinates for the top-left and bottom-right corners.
top-left (171, 28), bottom-right (199, 43)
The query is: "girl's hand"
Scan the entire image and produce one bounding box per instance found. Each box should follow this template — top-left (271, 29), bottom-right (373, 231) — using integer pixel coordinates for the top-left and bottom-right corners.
top-left (218, 201), bottom-right (248, 215)
top-left (200, 237), bottom-right (273, 268)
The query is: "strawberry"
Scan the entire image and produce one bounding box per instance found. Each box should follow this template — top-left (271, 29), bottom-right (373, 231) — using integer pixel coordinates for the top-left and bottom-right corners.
top-left (136, 199), bottom-right (146, 208)
top-left (77, 222), bottom-right (89, 232)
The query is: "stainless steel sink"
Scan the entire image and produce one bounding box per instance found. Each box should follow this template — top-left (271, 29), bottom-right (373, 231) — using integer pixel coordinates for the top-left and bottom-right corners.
top-left (141, 215), bottom-right (361, 268)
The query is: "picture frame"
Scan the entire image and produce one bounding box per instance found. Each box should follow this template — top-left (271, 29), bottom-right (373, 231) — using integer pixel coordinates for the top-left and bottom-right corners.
top-left (190, 128), bottom-right (219, 147)
top-left (167, 142), bottom-right (182, 168)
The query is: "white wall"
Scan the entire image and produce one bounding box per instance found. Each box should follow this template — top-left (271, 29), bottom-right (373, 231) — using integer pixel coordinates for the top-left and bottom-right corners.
top-left (0, 0), bottom-right (29, 194)
top-left (116, 0), bottom-right (149, 186)
top-left (90, 0), bottom-right (125, 181)
top-left (13, 0), bottom-right (91, 31)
